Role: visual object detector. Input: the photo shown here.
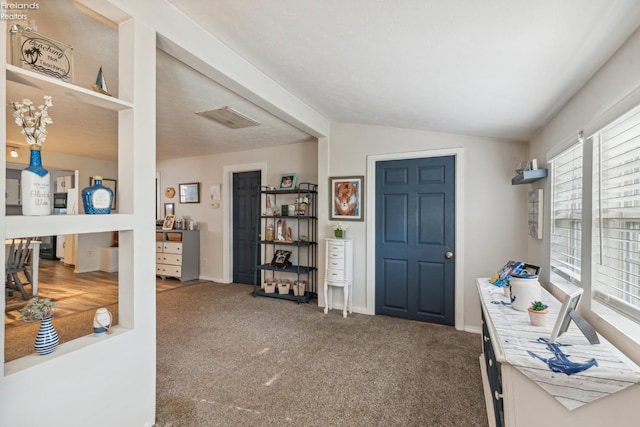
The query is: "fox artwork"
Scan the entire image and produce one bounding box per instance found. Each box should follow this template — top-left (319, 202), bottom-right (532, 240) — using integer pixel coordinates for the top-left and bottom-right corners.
top-left (334, 181), bottom-right (358, 216)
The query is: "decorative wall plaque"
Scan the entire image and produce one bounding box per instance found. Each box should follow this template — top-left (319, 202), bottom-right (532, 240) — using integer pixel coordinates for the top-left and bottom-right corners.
top-left (10, 24), bottom-right (74, 83)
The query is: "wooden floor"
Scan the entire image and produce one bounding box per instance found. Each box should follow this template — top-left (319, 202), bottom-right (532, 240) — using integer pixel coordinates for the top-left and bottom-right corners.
top-left (5, 258), bottom-right (202, 328)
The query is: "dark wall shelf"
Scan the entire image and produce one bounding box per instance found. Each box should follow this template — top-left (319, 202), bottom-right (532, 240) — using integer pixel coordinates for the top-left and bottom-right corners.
top-left (511, 169), bottom-right (548, 185)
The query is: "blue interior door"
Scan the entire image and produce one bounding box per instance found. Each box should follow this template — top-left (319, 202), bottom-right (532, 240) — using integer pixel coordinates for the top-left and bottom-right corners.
top-left (233, 171), bottom-right (261, 284)
top-left (375, 156), bottom-right (455, 324)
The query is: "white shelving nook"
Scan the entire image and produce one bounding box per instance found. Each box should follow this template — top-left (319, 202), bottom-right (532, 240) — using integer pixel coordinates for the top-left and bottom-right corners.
top-left (1, 1), bottom-right (157, 426)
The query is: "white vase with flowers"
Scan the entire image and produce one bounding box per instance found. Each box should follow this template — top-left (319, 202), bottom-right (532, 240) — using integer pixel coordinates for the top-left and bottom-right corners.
top-left (11, 96), bottom-right (53, 216)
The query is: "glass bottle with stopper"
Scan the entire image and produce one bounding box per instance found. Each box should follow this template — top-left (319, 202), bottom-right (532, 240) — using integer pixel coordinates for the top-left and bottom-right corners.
top-left (82, 176), bottom-right (114, 214)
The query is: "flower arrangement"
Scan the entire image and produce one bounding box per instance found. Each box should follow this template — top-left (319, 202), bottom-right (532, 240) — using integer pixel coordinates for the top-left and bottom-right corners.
top-left (332, 222), bottom-right (348, 232)
top-left (11, 95), bottom-right (53, 146)
top-left (19, 297), bottom-right (57, 322)
top-left (296, 195), bottom-right (310, 205)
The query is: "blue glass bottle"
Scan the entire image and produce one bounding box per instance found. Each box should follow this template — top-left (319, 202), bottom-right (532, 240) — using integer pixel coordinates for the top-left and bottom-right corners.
top-left (82, 176), bottom-right (114, 214)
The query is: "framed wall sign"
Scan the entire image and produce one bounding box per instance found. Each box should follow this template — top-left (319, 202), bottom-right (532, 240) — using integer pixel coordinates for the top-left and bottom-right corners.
top-left (164, 202), bottom-right (175, 216)
top-left (10, 25), bottom-right (74, 83)
top-left (179, 182), bottom-right (200, 203)
top-left (329, 176), bottom-right (364, 221)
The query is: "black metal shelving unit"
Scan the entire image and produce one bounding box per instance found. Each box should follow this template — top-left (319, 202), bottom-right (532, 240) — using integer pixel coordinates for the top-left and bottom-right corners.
top-left (253, 182), bottom-right (317, 303)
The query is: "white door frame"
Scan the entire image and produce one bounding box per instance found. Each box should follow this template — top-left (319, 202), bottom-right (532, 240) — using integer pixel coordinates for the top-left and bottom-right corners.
top-left (366, 148), bottom-right (466, 330)
top-left (222, 162), bottom-right (268, 283)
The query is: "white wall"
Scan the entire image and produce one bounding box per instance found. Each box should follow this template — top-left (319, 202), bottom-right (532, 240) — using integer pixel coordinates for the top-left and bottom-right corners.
top-left (156, 141), bottom-right (318, 282)
top-left (324, 123), bottom-right (529, 330)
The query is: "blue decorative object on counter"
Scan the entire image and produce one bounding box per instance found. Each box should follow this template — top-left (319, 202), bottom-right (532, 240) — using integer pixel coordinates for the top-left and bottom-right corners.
top-left (82, 176), bottom-right (114, 214)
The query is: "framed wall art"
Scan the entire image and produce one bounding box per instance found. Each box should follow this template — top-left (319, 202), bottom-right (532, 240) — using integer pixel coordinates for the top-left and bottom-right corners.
top-left (277, 173), bottom-right (297, 190)
top-left (164, 202), bottom-right (174, 216)
top-left (330, 175), bottom-right (364, 221)
top-left (179, 182), bottom-right (200, 203)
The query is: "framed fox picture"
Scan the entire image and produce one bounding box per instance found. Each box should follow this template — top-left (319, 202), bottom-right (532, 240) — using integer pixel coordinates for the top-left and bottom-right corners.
top-left (329, 176), bottom-right (364, 221)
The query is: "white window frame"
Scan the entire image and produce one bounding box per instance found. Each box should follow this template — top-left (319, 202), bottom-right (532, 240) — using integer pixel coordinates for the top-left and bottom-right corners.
top-left (549, 105), bottom-right (640, 332)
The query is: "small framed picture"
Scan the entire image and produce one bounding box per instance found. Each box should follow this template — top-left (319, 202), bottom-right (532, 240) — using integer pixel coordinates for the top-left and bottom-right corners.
top-left (549, 288), bottom-right (584, 343)
top-left (270, 249), bottom-right (292, 268)
top-left (179, 183), bottom-right (200, 203)
top-left (330, 176), bottom-right (364, 221)
top-left (277, 173), bottom-right (297, 190)
top-left (164, 202), bottom-right (175, 216)
top-left (162, 214), bottom-right (176, 230)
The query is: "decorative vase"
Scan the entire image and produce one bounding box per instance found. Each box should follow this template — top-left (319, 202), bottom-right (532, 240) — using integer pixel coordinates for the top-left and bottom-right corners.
top-left (82, 175), bottom-right (114, 214)
top-left (528, 308), bottom-right (549, 326)
top-left (35, 316), bottom-right (59, 355)
top-left (334, 229), bottom-right (345, 238)
top-left (510, 276), bottom-right (541, 311)
top-left (21, 146), bottom-right (51, 216)
top-left (93, 307), bottom-right (113, 336)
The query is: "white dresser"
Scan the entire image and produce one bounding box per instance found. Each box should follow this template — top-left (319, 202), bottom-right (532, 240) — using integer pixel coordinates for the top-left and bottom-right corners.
top-left (324, 238), bottom-right (354, 318)
top-left (155, 230), bottom-right (200, 281)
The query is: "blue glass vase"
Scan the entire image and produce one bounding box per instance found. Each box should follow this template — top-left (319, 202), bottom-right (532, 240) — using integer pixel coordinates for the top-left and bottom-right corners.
top-left (21, 146), bottom-right (51, 216)
top-left (82, 176), bottom-right (114, 214)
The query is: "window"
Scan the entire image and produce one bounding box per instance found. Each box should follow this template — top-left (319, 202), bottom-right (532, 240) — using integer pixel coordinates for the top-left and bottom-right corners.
top-left (550, 142), bottom-right (583, 283)
top-left (592, 106), bottom-right (640, 321)
top-left (550, 104), bottom-right (640, 325)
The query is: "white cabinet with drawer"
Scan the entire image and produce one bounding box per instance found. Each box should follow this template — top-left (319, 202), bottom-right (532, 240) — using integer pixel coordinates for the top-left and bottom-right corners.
top-left (155, 230), bottom-right (200, 281)
top-left (323, 238), bottom-right (354, 318)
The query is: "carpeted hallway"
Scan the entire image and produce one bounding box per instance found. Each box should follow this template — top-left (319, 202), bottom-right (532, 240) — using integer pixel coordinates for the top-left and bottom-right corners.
top-left (155, 282), bottom-right (488, 427)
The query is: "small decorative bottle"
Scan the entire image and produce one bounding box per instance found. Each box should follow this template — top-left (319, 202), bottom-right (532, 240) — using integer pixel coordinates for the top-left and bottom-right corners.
top-left (82, 176), bottom-right (114, 214)
top-left (21, 146), bottom-right (51, 216)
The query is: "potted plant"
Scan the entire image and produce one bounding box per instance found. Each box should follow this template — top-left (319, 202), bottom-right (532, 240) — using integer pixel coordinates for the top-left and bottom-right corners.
top-left (332, 222), bottom-right (348, 238)
top-left (528, 300), bottom-right (549, 326)
top-left (20, 297), bottom-right (59, 355)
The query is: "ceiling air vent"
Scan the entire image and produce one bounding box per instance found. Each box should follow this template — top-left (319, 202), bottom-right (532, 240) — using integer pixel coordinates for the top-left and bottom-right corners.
top-left (196, 106), bottom-right (261, 129)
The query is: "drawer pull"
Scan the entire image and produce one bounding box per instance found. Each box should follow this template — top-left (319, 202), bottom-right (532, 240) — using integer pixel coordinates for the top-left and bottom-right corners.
top-left (494, 390), bottom-right (503, 401)
top-left (484, 336), bottom-right (490, 342)
top-left (488, 359), bottom-right (493, 367)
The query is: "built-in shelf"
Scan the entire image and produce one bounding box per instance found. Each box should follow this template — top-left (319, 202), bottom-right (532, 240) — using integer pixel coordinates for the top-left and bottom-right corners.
top-left (4, 214), bottom-right (135, 238)
top-left (511, 168), bottom-right (548, 185)
top-left (6, 64), bottom-right (133, 111)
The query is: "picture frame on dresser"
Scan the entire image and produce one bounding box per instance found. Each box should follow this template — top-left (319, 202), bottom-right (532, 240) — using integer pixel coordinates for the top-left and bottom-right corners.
top-left (329, 176), bottom-right (364, 221)
top-left (162, 214), bottom-right (176, 230)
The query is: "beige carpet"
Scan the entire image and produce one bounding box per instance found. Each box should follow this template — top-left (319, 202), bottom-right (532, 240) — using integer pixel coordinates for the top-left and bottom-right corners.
top-left (155, 282), bottom-right (488, 427)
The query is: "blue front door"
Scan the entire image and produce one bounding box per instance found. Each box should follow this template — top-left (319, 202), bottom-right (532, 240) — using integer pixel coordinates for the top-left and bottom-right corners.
top-left (375, 156), bottom-right (455, 325)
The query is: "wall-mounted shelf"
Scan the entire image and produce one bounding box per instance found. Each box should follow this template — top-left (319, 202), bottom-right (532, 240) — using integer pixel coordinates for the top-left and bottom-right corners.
top-left (511, 169), bottom-right (547, 185)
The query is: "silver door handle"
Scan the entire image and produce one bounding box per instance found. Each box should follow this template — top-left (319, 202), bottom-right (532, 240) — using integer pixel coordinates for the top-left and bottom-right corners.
top-left (445, 251), bottom-right (454, 259)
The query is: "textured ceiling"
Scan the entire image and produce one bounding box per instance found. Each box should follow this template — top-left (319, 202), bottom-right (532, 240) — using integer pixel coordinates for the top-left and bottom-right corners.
top-left (6, 1), bottom-right (640, 162)
top-left (168, 0), bottom-right (640, 141)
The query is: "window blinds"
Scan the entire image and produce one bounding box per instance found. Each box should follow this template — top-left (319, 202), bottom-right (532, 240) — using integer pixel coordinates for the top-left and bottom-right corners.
top-left (593, 106), bottom-right (640, 318)
top-left (550, 143), bottom-right (583, 283)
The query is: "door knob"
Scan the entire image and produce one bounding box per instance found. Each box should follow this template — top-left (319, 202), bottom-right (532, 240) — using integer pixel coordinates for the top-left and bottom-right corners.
top-left (445, 251), bottom-right (454, 259)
